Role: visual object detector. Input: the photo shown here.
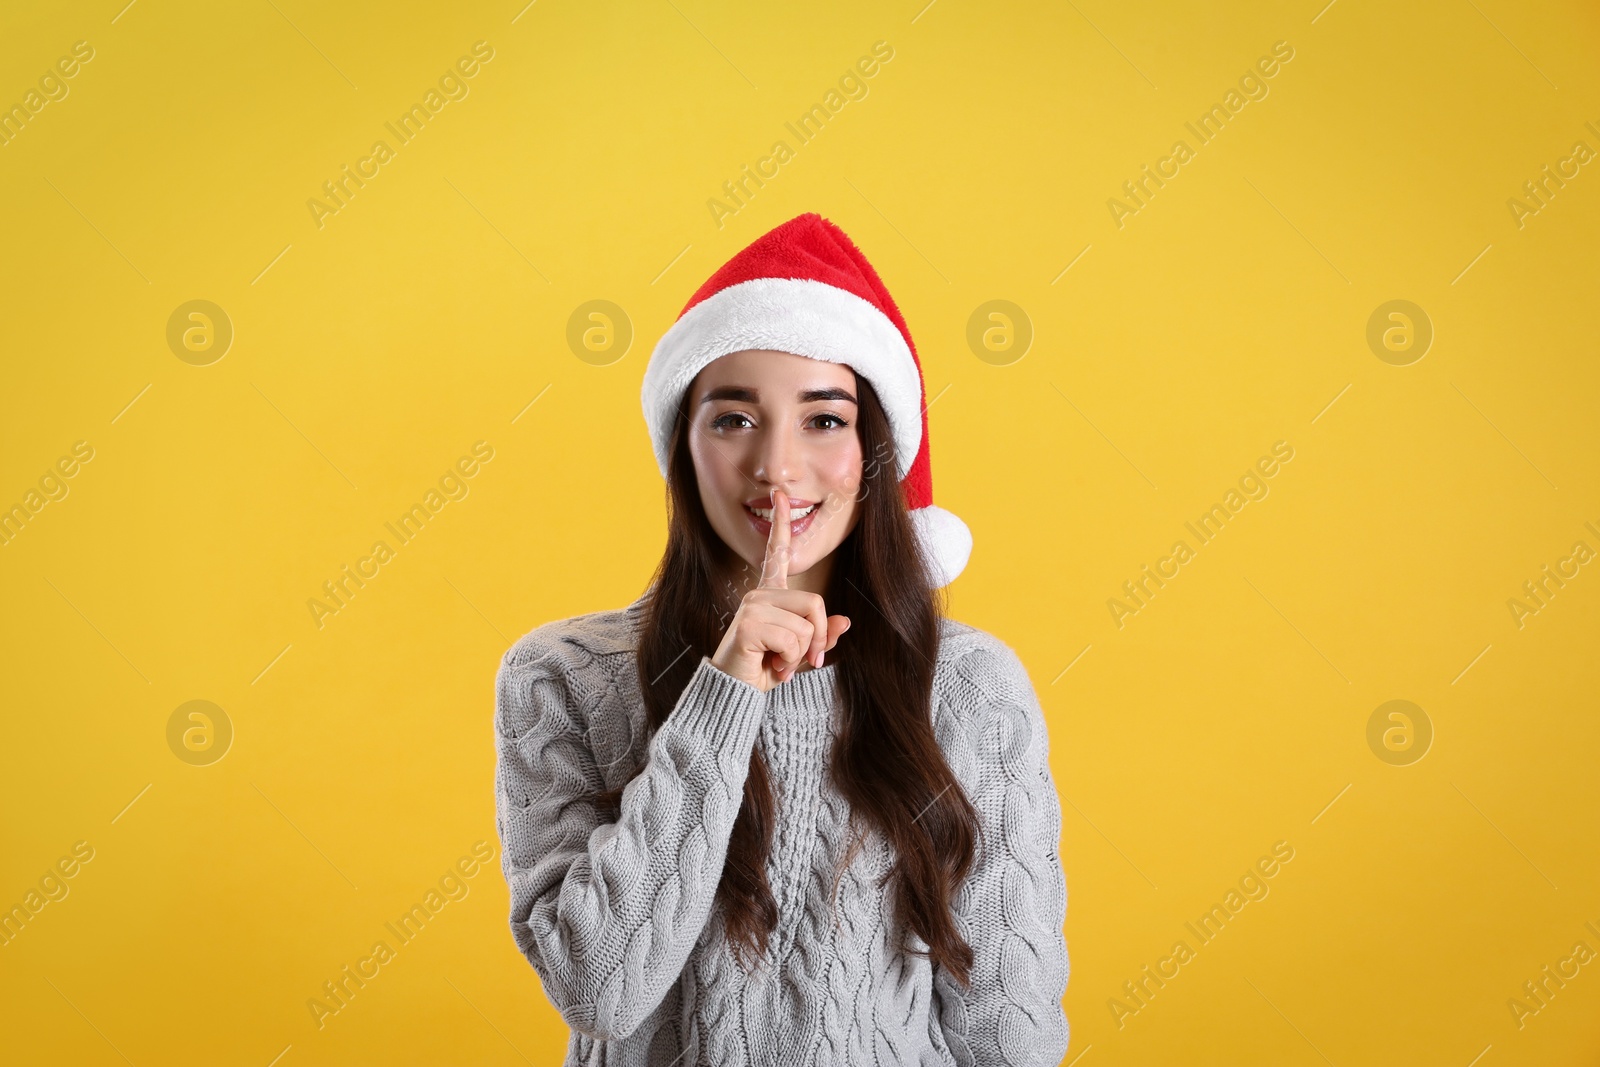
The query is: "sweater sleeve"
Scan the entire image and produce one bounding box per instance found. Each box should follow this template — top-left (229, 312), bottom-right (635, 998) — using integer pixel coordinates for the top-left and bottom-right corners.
top-left (493, 644), bottom-right (768, 1042)
top-left (932, 642), bottom-right (1071, 1067)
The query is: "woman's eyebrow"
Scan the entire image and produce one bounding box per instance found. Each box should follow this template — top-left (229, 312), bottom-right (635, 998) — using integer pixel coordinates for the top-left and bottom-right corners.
top-left (699, 386), bottom-right (858, 405)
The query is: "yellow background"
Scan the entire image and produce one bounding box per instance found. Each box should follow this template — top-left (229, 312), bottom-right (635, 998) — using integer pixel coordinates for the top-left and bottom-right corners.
top-left (2, 0), bottom-right (1597, 1063)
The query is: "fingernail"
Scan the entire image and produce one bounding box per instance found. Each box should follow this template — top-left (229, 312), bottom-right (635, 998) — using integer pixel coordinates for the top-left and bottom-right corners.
top-left (818, 651), bottom-right (825, 668)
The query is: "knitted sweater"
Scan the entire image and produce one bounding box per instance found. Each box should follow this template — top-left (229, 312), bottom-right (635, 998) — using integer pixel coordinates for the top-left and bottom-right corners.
top-left (492, 594), bottom-right (1070, 1066)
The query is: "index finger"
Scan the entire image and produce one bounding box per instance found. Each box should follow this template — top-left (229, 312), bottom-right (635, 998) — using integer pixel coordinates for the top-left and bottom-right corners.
top-left (758, 488), bottom-right (791, 589)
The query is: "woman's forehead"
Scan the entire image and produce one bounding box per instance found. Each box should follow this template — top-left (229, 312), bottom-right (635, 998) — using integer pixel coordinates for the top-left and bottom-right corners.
top-left (694, 349), bottom-right (858, 393)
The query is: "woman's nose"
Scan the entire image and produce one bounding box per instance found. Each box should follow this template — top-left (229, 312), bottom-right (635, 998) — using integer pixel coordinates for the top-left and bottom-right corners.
top-left (754, 424), bottom-right (797, 482)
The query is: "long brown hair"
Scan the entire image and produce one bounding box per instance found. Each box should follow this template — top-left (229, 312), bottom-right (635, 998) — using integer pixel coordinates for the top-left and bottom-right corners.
top-left (595, 371), bottom-right (982, 988)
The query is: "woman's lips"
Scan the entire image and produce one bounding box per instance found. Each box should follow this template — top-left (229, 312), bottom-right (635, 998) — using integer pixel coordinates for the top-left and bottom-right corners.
top-left (744, 503), bottom-right (818, 539)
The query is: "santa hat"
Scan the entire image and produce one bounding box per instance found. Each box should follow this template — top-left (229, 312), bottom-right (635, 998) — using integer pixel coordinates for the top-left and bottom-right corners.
top-left (640, 211), bottom-right (971, 587)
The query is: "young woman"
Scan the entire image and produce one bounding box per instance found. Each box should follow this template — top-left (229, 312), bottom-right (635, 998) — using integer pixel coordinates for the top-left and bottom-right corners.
top-left (493, 213), bottom-right (1069, 1066)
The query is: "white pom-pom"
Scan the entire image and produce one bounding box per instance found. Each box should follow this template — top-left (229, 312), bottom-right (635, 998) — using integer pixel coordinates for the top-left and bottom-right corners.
top-left (909, 505), bottom-right (972, 588)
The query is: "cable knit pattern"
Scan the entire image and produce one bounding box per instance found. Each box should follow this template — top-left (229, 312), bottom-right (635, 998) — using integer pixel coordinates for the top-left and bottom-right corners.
top-left (492, 594), bottom-right (1070, 1066)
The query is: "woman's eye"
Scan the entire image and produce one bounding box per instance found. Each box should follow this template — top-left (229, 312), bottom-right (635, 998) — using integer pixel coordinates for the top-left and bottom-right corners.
top-left (710, 411), bottom-right (849, 431)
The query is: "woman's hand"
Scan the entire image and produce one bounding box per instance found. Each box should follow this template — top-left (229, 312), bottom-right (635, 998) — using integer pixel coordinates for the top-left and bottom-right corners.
top-left (710, 488), bottom-right (851, 692)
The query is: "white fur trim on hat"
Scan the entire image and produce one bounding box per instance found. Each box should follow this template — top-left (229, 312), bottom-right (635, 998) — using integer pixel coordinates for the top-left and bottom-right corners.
top-left (641, 277), bottom-right (924, 479)
top-left (910, 504), bottom-right (972, 589)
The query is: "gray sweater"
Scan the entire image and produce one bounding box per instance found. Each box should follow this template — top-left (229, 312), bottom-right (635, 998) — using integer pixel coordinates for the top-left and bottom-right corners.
top-left (492, 594), bottom-right (1070, 1066)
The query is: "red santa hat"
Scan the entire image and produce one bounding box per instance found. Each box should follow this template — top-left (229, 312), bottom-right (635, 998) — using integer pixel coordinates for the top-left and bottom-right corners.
top-left (640, 211), bottom-right (971, 587)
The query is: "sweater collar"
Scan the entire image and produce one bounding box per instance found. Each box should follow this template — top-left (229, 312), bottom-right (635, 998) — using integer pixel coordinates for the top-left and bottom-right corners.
top-left (766, 661), bottom-right (839, 725)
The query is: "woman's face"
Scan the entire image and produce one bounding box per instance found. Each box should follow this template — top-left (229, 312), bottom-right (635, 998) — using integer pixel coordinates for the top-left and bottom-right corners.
top-left (687, 349), bottom-right (865, 592)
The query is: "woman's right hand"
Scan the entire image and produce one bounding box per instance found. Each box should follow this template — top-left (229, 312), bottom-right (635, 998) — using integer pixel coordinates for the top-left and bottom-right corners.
top-left (710, 488), bottom-right (851, 692)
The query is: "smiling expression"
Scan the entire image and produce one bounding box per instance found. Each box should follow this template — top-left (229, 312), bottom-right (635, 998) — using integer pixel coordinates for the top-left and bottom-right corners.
top-left (686, 349), bottom-right (865, 594)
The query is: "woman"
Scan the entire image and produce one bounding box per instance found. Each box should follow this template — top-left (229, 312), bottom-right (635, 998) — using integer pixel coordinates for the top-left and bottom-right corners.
top-left (493, 213), bottom-right (1069, 1066)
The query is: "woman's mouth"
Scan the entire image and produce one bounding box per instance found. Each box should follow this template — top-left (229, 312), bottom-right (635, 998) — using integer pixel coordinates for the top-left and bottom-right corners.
top-left (744, 500), bottom-right (820, 538)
